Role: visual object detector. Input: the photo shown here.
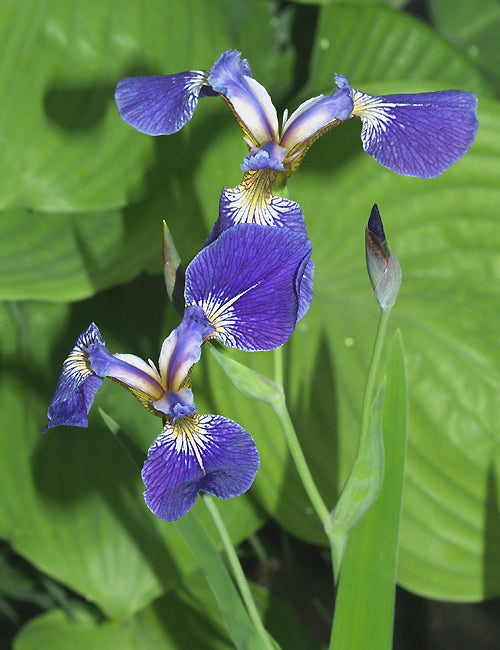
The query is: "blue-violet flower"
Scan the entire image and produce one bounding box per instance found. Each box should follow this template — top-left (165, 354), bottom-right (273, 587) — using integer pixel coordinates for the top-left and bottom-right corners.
top-left (116, 49), bottom-right (478, 231)
top-left (43, 224), bottom-right (312, 520)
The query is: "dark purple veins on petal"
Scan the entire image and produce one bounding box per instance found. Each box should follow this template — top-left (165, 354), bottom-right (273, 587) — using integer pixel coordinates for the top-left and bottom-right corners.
top-left (353, 89), bottom-right (478, 178)
top-left (142, 414), bottom-right (259, 521)
top-left (115, 71), bottom-right (209, 136)
top-left (184, 224), bottom-right (312, 351)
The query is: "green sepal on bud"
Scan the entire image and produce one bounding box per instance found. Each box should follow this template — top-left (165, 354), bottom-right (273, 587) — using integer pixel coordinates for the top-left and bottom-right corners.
top-left (163, 220), bottom-right (185, 315)
top-left (365, 204), bottom-right (401, 310)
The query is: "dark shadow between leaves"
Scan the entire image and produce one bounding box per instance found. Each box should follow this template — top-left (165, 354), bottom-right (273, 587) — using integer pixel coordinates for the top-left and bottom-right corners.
top-left (151, 582), bottom-right (235, 649)
top-left (43, 63), bottom-right (159, 133)
top-left (483, 463), bottom-right (500, 598)
top-left (50, 60), bottom-right (240, 297)
top-left (44, 83), bottom-right (115, 132)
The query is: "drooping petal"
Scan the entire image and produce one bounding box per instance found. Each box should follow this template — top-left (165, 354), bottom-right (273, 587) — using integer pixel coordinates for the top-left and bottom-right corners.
top-left (43, 324), bottom-right (105, 432)
top-left (205, 170), bottom-right (307, 246)
top-left (185, 223), bottom-right (312, 351)
top-left (158, 305), bottom-right (215, 391)
top-left (349, 85), bottom-right (478, 178)
top-left (142, 413), bottom-right (259, 521)
top-left (280, 87), bottom-right (354, 150)
top-left (208, 50), bottom-right (279, 146)
top-left (115, 71), bottom-right (212, 136)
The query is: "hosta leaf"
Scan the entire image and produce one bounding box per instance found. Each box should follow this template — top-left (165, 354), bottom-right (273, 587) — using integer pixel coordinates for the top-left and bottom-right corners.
top-left (0, 296), bottom-right (265, 619)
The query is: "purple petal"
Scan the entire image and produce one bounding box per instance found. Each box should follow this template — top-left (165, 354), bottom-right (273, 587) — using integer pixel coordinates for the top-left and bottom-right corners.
top-left (241, 141), bottom-right (288, 172)
top-left (280, 87), bottom-right (354, 150)
top-left (153, 387), bottom-right (198, 423)
top-left (367, 203), bottom-right (386, 243)
top-left (115, 71), bottom-right (209, 136)
top-left (185, 223), bottom-right (312, 351)
top-left (208, 50), bottom-right (278, 145)
top-left (43, 324), bottom-right (105, 432)
top-left (351, 88), bottom-right (478, 178)
top-left (142, 414), bottom-right (259, 521)
top-left (158, 305), bottom-right (215, 391)
top-left (89, 345), bottom-right (165, 401)
top-left (296, 258), bottom-right (314, 322)
top-left (205, 171), bottom-right (307, 246)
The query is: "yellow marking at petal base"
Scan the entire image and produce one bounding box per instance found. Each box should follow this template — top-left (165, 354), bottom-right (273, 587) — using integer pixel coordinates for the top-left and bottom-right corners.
top-left (200, 283), bottom-right (260, 336)
top-left (173, 415), bottom-right (208, 472)
top-left (110, 378), bottom-right (158, 415)
top-left (231, 170), bottom-right (280, 226)
top-left (63, 348), bottom-right (93, 382)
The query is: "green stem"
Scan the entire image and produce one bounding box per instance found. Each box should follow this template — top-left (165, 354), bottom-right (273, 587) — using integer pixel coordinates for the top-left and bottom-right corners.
top-left (272, 347), bottom-right (330, 525)
top-left (359, 307), bottom-right (392, 447)
top-left (202, 494), bottom-right (274, 650)
top-left (330, 306), bottom-right (392, 585)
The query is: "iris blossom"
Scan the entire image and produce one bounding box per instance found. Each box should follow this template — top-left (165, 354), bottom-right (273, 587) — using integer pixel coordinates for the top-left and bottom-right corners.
top-left (43, 224), bottom-right (312, 520)
top-left (116, 49), bottom-right (478, 231)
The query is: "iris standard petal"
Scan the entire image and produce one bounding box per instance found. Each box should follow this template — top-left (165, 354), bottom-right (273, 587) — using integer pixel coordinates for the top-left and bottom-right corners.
top-left (208, 50), bottom-right (279, 145)
top-left (350, 87), bottom-right (479, 178)
top-left (142, 413), bottom-right (259, 521)
top-left (185, 223), bottom-right (312, 351)
top-left (43, 324), bottom-right (105, 432)
top-left (280, 87), bottom-right (354, 150)
top-left (115, 71), bottom-right (210, 136)
top-left (205, 171), bottom-right (308, 245)
top-left (89, 345), bottom-right (164, 402)
top-left (158, 305), bottom-right (215, 391)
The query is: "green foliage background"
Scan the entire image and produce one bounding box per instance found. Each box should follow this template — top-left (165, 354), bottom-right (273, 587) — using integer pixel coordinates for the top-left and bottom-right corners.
top-left (0, 0), bottom-right (498, 646)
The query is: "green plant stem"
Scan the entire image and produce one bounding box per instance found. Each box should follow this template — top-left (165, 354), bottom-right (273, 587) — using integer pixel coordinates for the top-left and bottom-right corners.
top-left (359, 307), bottom-right (391, 446)
top-left (273, 347), bottom-right (330, 525)
top-left (329, 306), bottom-right (392, 584)
top-left (202, 494), bottom-right (274, 650)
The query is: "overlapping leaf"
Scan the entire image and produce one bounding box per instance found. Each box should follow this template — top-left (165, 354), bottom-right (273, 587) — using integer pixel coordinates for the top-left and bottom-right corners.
top-left (0, 0), bottom-right (279, 301)
top-left (14, 573), bottom-right (318, 650)
top-left (192, 5), bottom-right (500, 600)
top-left (0, 297), bottom-right (265, 620)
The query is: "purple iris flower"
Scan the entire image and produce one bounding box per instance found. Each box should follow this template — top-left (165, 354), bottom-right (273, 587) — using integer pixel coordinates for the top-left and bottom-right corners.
top-left (116, 50), bottom-right (478, 221)
top-left (43, 224), bottom-right (312, 520)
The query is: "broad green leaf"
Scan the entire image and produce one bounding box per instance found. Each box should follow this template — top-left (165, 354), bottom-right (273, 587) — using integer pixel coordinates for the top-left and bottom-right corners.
top-left (330, 331), bottom-right (407, 650)
top-left (0, 0), bottom-right (281, 301)
top-left (14, 573), bottom-right (318, 650)
top-left (190, 6), bottom-right (500, 601)
top-left (290, 97), bottom-right (500, 600)
top-left (0, 297), bottom-right (265, 620)
top-left (308, 3), bottom-right (492, 94)
top-left (289, 0), bottom-right (409, 7)
top-left (429, 0), bottom-right (500, 95)
top-left (192, 93), bottom-right (500, 602)
top-left (0, 0), bottom-right (277, 212)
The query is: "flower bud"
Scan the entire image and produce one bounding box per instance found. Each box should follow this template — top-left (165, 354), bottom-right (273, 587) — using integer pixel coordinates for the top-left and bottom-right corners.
top-left (162, 220), bottom-right (185, 314)
top-left (365, 204), bottom-right (401, 310)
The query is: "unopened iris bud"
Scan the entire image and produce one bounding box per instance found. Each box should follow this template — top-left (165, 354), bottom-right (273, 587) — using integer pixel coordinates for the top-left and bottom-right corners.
top-left (365, 204), bottom-right (401, 310)
top-left (163, 220), bottom-right (185, 314)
